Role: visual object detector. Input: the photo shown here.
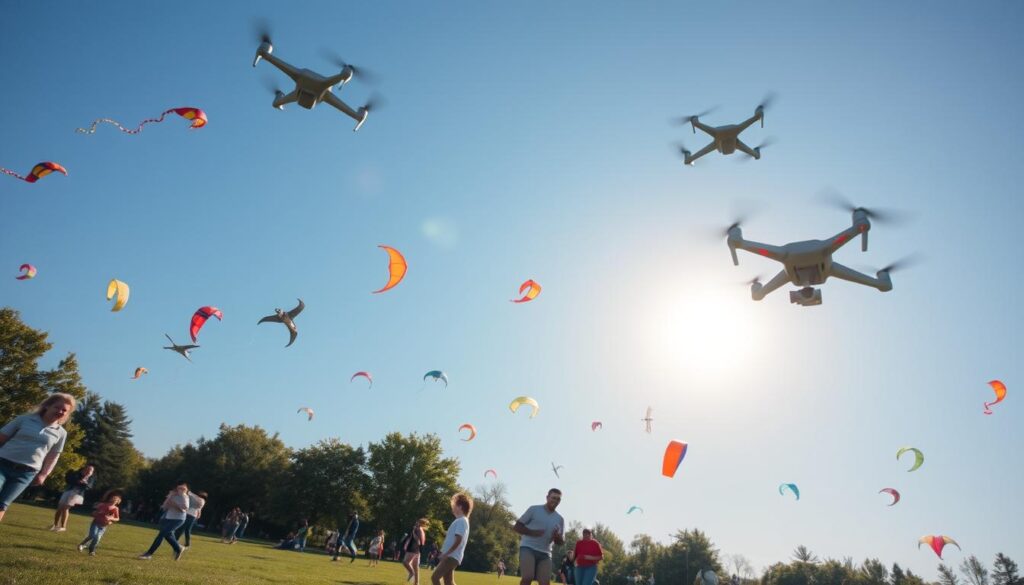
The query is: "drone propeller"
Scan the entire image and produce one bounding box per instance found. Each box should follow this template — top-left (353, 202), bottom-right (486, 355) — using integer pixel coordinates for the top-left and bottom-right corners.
top-left (862, 254), bottom-right (925, 275)
top-left (260, 75), bottom-right (282, 96)
top-left (362, 92), bottom-right (385, 113)
top-left (739, 137), bottom-right (775, 161)
top-left (674, 107), bottom-right (718, 133)
top-left (320, 49), bottom-right (377, 83)
top-left (817, 189), bottom-right (909, 225)
top-left (756, 92), bottom-right (777, 127)
top-left (252, 20), bottom-right (274, 67)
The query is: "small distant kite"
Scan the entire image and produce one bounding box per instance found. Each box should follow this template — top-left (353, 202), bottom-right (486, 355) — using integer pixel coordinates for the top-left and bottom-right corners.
top-left (897, 447), bottom-right (924, 472)
top-left (297, 407), bottom-right (315, 421)
top-left (627, 506), bottom-right (644, 515)
top-left (75, 107), bottom-right (207, 134)
top-left (984, 380), bottom-right (1007, 415)
top-left (509, 396), bottom-right (539, 418)
top-left (2, 161), bottom-right (67, 183)
top-left (351, 371), bottom-right (373, 388)
top-left (484, 469), bottom-right (498, 479)
top-left (106, 279), bottom-right (130, 312)
top-left (424, 370), bottom-right (449, 387)
top-left (779, 483), bottom-right (800, 501)
top-left (458, 423), bottom-right (477, 441)
top-left (591, 421), bottom-right (603, 431)
top-left (551, 462), bottom-right (564, 478)
top-left (662, 440), bottom-right (688, 478)
top-left (641, 407), bottom-right (653, 433)
top-left (373, 245), bottom-right (407, 294)
top-left (131, 367), bottom-right (148, 380)
top-left (258, 299), bottom-right (304, 347)
top-left (879, 488), bottom-right (900, 506)
top-left (511, 279), bottom-right (541, 303)
top-left (190, 306), bottom-right (223, 343)
top-left (16, 264), bottom-right (37, 280)
top-left (918, 535), bottom-right (960, 559)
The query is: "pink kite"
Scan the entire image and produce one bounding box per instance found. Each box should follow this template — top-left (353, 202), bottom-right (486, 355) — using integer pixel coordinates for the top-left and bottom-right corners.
top-left (511, 279), bottom-right (542, 303)
top-left (15, 264), bottom-right (37, 280)
top-left (76, 107), bottom-right (207, 134)
top-left (190, 306), bottom-right (223, 343)
top-left (351, 371), bottom-right (373, 388)
top-left (918, 535), bottom-right (960, 559)
top-left (2, 161), bottom-right (67, 183)
top-left (878, 488), bottom-right (900, 506)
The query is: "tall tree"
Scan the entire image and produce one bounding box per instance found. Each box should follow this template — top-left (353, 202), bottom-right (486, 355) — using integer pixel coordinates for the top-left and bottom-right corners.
top-left (654, 529), bottom-right (722, 585)
top-left (859, 559), bottom-right (889, 585)
top-left (992, 554), bottom-right (1021, 585)
top-left (793, 546), bottom-right (819, 564)
top-left (74, 394), bottom-right (144, 493)
top-left (891, 563), bottom-right (907, 585)
top-left (366, 432), bottom-right (461, 543)
top-left (461, 482), bottom-right (519, 573)
top-left (962, 556), bottom-right (990, 585)
top-left (271, 438), bottom-right (368, 526)
top-left (939, 564), bottom-right (962, 585)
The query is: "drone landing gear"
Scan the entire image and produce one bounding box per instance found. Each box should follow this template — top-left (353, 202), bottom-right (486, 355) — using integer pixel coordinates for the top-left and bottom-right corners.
top-left (789, 287), bottom-right (822, 307)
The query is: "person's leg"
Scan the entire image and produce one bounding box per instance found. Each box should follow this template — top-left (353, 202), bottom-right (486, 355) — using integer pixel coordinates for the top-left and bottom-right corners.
top-left (535, 556), bottom-right (553, 585)
top-left (576, 566), bottom-right (597, 585)
top-left (432, 557), bottom-right (459, 585)
top-left (161, 519), bottom-right (184, 555)
top-left (346, 538), bottom-right (357, 561)
top-left (519, 548), bottom-right (538, 585)
top-left (59, 506), bottom-right (72, 529)
top-left (403, 552), bottom-right (415, 578)
top-left (89, 525), bottom-right (106, 553)
top-left (0, 464), bottom-right (37, 524)
top-left (181, 515), bottom-right (196, 547)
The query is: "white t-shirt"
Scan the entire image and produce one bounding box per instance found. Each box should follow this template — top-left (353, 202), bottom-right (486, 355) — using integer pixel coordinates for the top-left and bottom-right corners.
top-left (441, 516), bottom-right (470, 564)
top-left (163, 493), bottom-right (191, 521)
top-left (517, 504), bottom-right (565, 554)
top-left (0, 413), bottom-right (67, 470)
top-left (186, 493), bottom-right (206, 517)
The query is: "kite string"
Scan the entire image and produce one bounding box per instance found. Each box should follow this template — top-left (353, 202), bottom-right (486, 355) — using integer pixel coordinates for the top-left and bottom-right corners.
top-left (75, 110), bottom-right (173, 134)
top-left (0, 167), bottom-right (28, 181)
top-left (983, 401), bottom-right (994, 415)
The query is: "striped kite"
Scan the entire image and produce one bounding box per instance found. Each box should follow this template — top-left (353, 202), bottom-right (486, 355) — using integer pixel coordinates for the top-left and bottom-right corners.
top-left (511, 279), bottom-right (541, 303)
top-left (2, 161), bottom-right (67, 183)
top-left (76, 107), bottom-right (207, 134)
top-left (918, 535), bottom-right (960, 559)
top-left (16, 264), bottom-right (37, 280)
top-left (662, 440), bottom-right (688, 478)
top-left (190, 306), bottom-right (223, 343)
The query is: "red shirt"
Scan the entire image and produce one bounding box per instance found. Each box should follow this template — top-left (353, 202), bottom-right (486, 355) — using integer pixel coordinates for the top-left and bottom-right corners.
top-left (574, 539), bottom-right (603, 567)
top-left (93, 503), bottom-right (120, 527)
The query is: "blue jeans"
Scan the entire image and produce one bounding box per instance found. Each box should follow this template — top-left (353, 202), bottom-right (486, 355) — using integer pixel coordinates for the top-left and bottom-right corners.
top-left (145, 517), bottom-right (185, 555)
top-left (333, 536), bottom-right (357, 560)
top-left (81, 521), bottom-right (107, 553)
top-left (575, 565), bottom-right (598, 585)
top-left (0, 459), bottom-right (38, 511)
top-left (236, 520), bottom-right (247, 539)
top-left (176, 514), bottom-right (197, 546)
top-left (297, 535), bottom-right (307, 552)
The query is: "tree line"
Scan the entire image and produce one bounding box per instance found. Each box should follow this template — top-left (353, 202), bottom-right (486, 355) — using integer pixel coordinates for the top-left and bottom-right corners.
top-left (2, 307), bottom-right (1020, 584)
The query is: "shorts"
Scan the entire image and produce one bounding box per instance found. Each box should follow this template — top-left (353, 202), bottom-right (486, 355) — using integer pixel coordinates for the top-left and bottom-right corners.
top-left (0, 459), bottom-right (38, 511)
top-left (59, 490), bottom-right (85, 508)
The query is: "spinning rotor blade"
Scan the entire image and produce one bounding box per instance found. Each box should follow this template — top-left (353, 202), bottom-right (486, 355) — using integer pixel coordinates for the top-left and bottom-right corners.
top-left (261, 75), bottom-right (282, 96)
top-left (254, 19), bottom-right (273, 45)
top-left (673, 107), bottom-right (718, 130)
top-left (862, 253), bottom-right (925, 274)
top-left (757, 92), bottom-right (777, 111)
top-left (320, 49), bottom-right (377, 82)
top-left (739, 138), bottom-right (776, 161)
top-left (363, 92), bottom-right (385, 112)
top-left (817, 189), bottom-right (910, 224)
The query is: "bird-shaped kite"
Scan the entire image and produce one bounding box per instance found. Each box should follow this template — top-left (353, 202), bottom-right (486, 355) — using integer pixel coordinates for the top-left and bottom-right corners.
top-left (163, 334), bottom-right (198, 362)
top-left (918, 535), bottom-right (960, 559)
top-left (551, 462), bottom-right (564, 478)
top-left (258, 299), bottom-right (304, 347)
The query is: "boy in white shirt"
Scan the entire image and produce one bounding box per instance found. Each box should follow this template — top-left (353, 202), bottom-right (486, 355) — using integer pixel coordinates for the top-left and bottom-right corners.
top-left (431, 492), bottom-right (473, 585)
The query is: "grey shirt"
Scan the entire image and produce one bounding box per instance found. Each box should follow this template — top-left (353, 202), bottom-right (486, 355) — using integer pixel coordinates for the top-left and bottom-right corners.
top-left (0, 414), bottom-right (67, 470)
top-left (517, 504), bottom-right (565, 554)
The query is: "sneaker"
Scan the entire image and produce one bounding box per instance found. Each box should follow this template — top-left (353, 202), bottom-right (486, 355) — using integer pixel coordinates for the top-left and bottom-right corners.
top-left (77, 544), bottom-right (86, 552)
top-left (89, 551), bottom-right (96, 556)
top-left (56, 527), bottom-right (67, 532)
top-left (175, 548), bottom-right (185, 561)
top-left (48, 525), bottom-right (57, 531)
top-left (138, 554), bottom-right (152, 560)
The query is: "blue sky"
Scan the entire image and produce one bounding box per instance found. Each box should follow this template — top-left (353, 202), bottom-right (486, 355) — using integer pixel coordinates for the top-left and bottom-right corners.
top-left (2, 0), bottom-right (1022, 576)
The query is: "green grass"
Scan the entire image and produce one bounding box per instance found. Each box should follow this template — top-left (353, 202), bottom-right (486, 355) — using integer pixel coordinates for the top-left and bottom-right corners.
top-left (0, 503), bottom-right (500, 585)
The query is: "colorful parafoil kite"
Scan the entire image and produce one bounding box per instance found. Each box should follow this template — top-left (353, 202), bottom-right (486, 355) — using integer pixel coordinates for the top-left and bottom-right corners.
top-left (919, 535), bottom-right (960, 559)
top-left (351, 371), bottom-right (373, 388)
top-left (424, 370), bottom-right (449, 387)
top-left (76, 107), bottom-right (207, 134)
top-left (984, 380), bottom-right (1007, 415)
top-left (627, 506), bottom-right (644, 515)
top-left (131, 367), bottom-right (148, 380)
top-left (879, 488), bottom-right (900, 506)
top-left (484, 469), bottom-right (498, 479)
top-left (779, 483), bottom-right (800, 500)
top-left (591, 421), bottom-right (603, 431)
top-left (662, 440), bottom-right (688, 478)
top-left (373, 245), bottom-right (407, 293)
top-left (1, 161), bottom-right (68, 183)
top-left (511, 279), bottom-right (542, 303)
top-left (15, 264), bottom-right (37, 280)
top-left (509, 396), bottom-right (539, 418)
top-left (190, 306), bottom-right (223, 343)
top-left (459, 423), bottom-right (477, 441)
top-left (897, 447), bottom-right (924, 472)
top-left (106, 279), bottom-right (130, 312)
top-left (297, 407), bottom-right (315, 421)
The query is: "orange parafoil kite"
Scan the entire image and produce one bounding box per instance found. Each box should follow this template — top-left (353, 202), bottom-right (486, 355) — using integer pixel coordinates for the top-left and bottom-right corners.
top-left (662, 440), bottom-right (688, 478)
top-left (373, 245), bottom-right (407, 293)
top-left (131, 367), bottom-right (148, 380)
top-left (984, 380), bottom-right (1007, 415)
top-left (511, 279), bottom-right (541, 303)
top-left (459, 423), bottom-right (477, 441)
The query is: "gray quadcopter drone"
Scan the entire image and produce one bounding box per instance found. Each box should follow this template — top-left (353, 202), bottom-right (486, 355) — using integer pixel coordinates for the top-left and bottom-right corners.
top-left (726, 202), bottom-right (912, 307)
top-left (252, 32), bottom-right (375, 131)
top-left (676, 96), bottom-right (774, 165)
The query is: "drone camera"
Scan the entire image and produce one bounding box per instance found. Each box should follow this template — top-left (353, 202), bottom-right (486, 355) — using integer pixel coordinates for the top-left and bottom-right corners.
top-left (789, 287), bottom-right (822, 307)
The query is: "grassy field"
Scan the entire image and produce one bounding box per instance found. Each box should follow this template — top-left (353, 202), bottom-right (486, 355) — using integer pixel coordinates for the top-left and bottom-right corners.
top-left (0, 503), bottom-right (502, 585)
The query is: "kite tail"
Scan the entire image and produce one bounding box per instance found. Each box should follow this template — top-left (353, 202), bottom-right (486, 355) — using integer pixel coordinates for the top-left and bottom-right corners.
top-left (0, 167), bottom-right (28, 181)
top-left (76, 111), bottom-right (171, 135)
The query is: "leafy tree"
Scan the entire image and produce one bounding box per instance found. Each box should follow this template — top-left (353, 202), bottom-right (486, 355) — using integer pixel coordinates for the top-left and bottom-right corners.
top-left (856, 559), bottom-right (889, 585)
top-left (793, 546), bottom-right (819, 564)
top-left (992, 554), bottom-right (1021, 585)
top-left (462, 482), bottom-right (519, 574)
top-left (939, 564), bottom-right (962, 585)
top-left (962, 556), bottom-right (990, 585)
top-left (654, 529), bottom-right (722, 585)
top-left (629, 534), bottom-right (663, 578)
top-left (73, 393), bottom-right (145, 494)
top-left (892, 563), bottom-right (907, 585)
top-left (366, 432), bottom-right (461, 545)
top-left (271, 438), bottom-right (368, 527)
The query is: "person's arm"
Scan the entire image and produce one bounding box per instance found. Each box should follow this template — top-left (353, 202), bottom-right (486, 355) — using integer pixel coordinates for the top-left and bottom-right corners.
top-left (513, 508), bottom-right (544, 537)
top-left (441, 534), bottom-right (463, 558)
top-left (0, 432), bottom-right (10, 447)
top-left (416, 526), bottom-right (426, 545)
top-left (551, 519), bottom-right (565, 546)
top-left (111, 508), bottom-right (120, 523)
top-left (32, 447), bottom-right (63, 486)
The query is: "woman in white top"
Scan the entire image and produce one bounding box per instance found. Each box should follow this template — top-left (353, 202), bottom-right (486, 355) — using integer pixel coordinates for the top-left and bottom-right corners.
top-left (175, 490), bottom-right (207, 549)
top-left (0, 393), bottom-right (75, 523)
top-left (139, 481), bottom-right (190, 560)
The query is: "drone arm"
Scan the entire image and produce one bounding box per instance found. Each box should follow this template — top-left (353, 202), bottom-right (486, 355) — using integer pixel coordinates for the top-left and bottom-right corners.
top-left (730, 238), bottom-right (785, 263)
top-left (685, 142), bottom-right (717, 166)
top-left (828, 225), bottom-right (867, 253)
top-left (735, 112), bottom-right (761, 132)
top-left (829, 262), bottom-right (892, 292)
top-left (735, 139), bottom-right (759, 159)
top-left (751, 269), bottom-right (789, 301)
top-left (691, 119), bottom-right (716, 137)
top-left (273, 90), bottom-right (299, 109)
top-left (323, 92), bottom-right (364, 125)
top-left (325, 68), bottom-right (354, 88)
top-left (259, 52), bottom-right (302, 82)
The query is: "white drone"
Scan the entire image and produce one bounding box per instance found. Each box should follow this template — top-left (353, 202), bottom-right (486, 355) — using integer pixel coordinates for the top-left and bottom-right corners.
top-left (675, 96), bottom-right (774, 165)
top-left (252, 30), bottom-right (376, 131)
top-left (726, 198), bottom-right (914, 306)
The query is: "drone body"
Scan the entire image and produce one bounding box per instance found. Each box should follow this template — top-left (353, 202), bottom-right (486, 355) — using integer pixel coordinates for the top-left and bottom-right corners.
top-left (677, 98), bottom-right (772, 165)
top-left (253, 37), bottom-right (372, 131)
top-left (728, 209), bottom-right (901, 306)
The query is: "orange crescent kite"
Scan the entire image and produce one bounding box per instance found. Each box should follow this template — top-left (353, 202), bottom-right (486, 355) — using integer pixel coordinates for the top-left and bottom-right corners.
top-left (984, 380), bottom-right (1007, 415)
top-left (511, 279), bottom-right (541, 303)
top-left (373, 245), bottom-right (407, 293)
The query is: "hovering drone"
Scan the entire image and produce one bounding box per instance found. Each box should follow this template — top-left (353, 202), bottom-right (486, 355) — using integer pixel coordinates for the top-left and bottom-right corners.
top-left (252, 33), bottom-right (375, 131)
top-left (726, 201), bottom-right (912, 306)
top-left (675, 96), bottom-right (774, 165)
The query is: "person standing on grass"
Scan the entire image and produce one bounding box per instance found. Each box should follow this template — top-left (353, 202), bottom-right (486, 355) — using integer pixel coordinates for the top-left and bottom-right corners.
top-left (53, 463), bottom-right (95, 532)
top-left (572, 527), bottom-right (603, 585)
top-left (368, 528), bottom-right (384, 566)
top-left (514, 489), bottom-right (565, 585)
top-left (235, 510), bottom-right (249, 540)
top-left (296, 519), bottom-right (309, 552)
top-left (221, 507), bottom-right (240, 543)
top-left (138, 480), bottom-right (190, 561)
top-left (0, 393), bottom-right (75, 524)
top-left (402, 517), bottom-right (429, 585)
top-left (497, 559), bottom-right (506, 579)
top-left (431, 492), bottom-right (473, 585)
top-left (77, 489), bottom-right (122, 556)
top-left (176, 490), bottom-right (207, 550)
top-left (331, 512), bottom-right (359, 562)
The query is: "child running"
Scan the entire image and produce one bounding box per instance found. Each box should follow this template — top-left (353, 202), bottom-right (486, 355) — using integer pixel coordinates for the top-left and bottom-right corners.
top-left (368, 529), bottom-right (385, 566)
top-left (77, 489), bottom-right (122, 556)
top-left (431, 492), bottom-right (473, 585)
